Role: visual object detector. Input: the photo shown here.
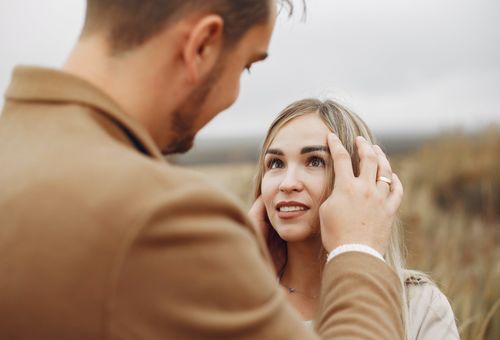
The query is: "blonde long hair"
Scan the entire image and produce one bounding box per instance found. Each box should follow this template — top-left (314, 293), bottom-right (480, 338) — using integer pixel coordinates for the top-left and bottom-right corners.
top-left (254, 98), bottom-right (426, 338)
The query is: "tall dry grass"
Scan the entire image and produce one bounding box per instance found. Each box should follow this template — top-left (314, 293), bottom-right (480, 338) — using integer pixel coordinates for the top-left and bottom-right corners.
top-left (394, 127), bottom-right (499, 340)
top-left (190, 127), bottom-right (499, 340)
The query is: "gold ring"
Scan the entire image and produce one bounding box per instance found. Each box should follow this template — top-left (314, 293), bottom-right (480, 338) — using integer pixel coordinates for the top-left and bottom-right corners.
top-left (377, 176), bottom-right (392, 185)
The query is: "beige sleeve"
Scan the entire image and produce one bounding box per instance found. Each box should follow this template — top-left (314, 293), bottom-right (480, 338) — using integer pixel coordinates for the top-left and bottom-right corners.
top-left (108, 185), bottom-right (404, 339)
top-left (408, 284), bottom-right (460, 340)
top-left (316, 252), bottom-right (404, 338)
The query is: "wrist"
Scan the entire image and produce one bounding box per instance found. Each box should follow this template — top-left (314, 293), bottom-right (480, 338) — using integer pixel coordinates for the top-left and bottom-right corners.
top-left (327, 243), bottom-right (385, 263)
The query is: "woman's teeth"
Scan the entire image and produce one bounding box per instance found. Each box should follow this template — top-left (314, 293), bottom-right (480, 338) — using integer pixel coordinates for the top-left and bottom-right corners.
top-left (279, 206), bottom-right (306, 212)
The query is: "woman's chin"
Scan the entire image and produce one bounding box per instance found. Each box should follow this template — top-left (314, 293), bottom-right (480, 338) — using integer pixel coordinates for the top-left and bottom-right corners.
top-left (275, 226), bottom-right (314, 242)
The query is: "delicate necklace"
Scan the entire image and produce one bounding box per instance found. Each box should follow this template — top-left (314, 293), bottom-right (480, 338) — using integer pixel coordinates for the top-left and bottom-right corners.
top-left (280, 283), bottom-right (319, 299)
top-left (279, 272), bottom-right (319, 299)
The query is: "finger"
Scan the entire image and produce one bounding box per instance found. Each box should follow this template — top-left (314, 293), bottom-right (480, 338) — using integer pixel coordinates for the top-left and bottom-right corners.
top-left (377, 179), bottom-right (392, 196)
top-left (248, 196), bottom-right (268, 236)
top-left (356, 136), bottom-right (378, 183)
top-left (374, 145), bottom-right (392, 195)
top-left (327, 133), bottom-right (354, 185)
top-left (386, 173), bottom-right (403, 213)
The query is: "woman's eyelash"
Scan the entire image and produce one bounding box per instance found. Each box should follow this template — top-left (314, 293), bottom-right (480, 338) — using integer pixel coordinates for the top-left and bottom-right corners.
top-left (307, 155), bottom-right (326, 167)
top-left (266, 158), bottom-right (284, 169)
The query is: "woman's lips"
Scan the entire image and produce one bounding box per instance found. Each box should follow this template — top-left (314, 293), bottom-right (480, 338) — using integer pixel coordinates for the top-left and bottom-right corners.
top-left (275, 201), bottom-right (310, 219)
top-left (277, 209), bottom-right (308, 219)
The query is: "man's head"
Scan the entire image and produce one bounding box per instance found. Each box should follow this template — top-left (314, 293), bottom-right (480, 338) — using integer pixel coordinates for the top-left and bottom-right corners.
top-left (72, 1), bottom-right (294, 154)
top-left (82, 0), bottom-right (288, 55)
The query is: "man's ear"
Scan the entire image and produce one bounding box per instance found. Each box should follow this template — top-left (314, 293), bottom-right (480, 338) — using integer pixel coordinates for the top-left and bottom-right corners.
top-left (183, 15), bottom-right (224, 84)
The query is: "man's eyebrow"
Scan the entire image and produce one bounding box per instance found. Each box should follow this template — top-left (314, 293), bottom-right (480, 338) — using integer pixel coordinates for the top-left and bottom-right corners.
top-left (300, 145), bottom-right (329, 154)
top-left (265, 148), bottom-right (283, 156)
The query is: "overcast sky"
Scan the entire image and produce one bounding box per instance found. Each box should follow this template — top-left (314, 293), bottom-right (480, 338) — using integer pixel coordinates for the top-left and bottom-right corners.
top-left (1, 0), bottom-right (499, 139)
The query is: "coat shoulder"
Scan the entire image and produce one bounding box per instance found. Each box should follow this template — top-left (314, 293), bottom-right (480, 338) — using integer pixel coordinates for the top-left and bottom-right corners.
top-left (405, 277), bottom-right (460, 340)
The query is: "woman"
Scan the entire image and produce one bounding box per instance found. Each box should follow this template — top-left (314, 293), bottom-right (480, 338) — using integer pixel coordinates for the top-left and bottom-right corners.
top-left (251, 98), bottom-right (459, 339)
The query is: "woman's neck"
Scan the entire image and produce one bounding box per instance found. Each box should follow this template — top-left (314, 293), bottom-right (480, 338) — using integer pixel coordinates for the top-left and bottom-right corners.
top-left (280, 236), bottom-right (324, 297)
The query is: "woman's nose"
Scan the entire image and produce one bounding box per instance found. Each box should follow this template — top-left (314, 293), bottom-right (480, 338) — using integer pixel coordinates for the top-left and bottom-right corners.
top-left (279, 168), bottom-right (304, 193)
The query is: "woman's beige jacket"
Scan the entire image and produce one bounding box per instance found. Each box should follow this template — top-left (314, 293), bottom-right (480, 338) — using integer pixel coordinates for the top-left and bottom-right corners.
top-left (406, 280), bottom-right (460, 340)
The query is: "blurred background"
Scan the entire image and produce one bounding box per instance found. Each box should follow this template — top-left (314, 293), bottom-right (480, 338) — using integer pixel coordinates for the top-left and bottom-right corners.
top-left (1, 1), bottom-right (499, 339)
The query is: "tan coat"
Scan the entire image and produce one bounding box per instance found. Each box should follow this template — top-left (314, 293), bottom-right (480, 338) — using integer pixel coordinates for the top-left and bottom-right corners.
top-left (0, 66), bottom-right (404, 339)
top-left (305, 282), bottom-right (460, 339)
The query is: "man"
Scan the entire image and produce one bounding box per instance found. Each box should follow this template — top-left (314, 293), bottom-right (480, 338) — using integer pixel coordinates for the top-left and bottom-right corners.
top-left (0, 1), bottom-right (404, 339)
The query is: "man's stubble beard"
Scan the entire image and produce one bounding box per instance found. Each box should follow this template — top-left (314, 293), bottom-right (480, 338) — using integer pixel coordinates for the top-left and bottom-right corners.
top-left (163, 60), bottom-right (225, 155)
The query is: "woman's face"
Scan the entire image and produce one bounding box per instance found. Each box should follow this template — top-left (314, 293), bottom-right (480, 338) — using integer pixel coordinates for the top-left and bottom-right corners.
top-left (261, 113), bottom-right (331, 242)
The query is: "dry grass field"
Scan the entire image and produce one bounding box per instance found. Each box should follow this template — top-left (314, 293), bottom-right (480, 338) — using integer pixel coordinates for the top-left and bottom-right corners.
top-left (190, 127), bottom-right (499, 340)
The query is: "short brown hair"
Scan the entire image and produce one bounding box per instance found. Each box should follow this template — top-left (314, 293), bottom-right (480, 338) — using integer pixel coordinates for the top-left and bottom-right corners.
top-left (82, 0), bottom-right (295, 54)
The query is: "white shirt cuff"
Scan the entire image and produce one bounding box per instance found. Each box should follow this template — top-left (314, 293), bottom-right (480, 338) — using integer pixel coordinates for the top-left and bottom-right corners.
top-left (327, 244), bottom-right (385, 263)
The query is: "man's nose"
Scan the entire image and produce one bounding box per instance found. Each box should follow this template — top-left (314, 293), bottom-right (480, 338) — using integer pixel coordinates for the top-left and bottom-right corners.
top-left (279, 168), bottom-right (304, 193)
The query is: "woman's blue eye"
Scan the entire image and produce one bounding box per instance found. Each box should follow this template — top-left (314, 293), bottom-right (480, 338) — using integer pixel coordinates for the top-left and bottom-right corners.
top-left (308, 156), bottom-right (325, 167)
top-left (267, 158), bottom-right (284, 169)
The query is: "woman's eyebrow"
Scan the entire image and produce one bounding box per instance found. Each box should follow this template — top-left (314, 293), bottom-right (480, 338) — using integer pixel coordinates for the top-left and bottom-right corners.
top-left (266, 148), bottom-right (284, 156)
top-left (301, 145), bottom-right (329, 154)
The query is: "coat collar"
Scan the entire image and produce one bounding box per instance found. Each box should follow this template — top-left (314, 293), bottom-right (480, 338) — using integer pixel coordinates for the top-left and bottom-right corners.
top-left (5, 66), bottom-right (165, 161)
